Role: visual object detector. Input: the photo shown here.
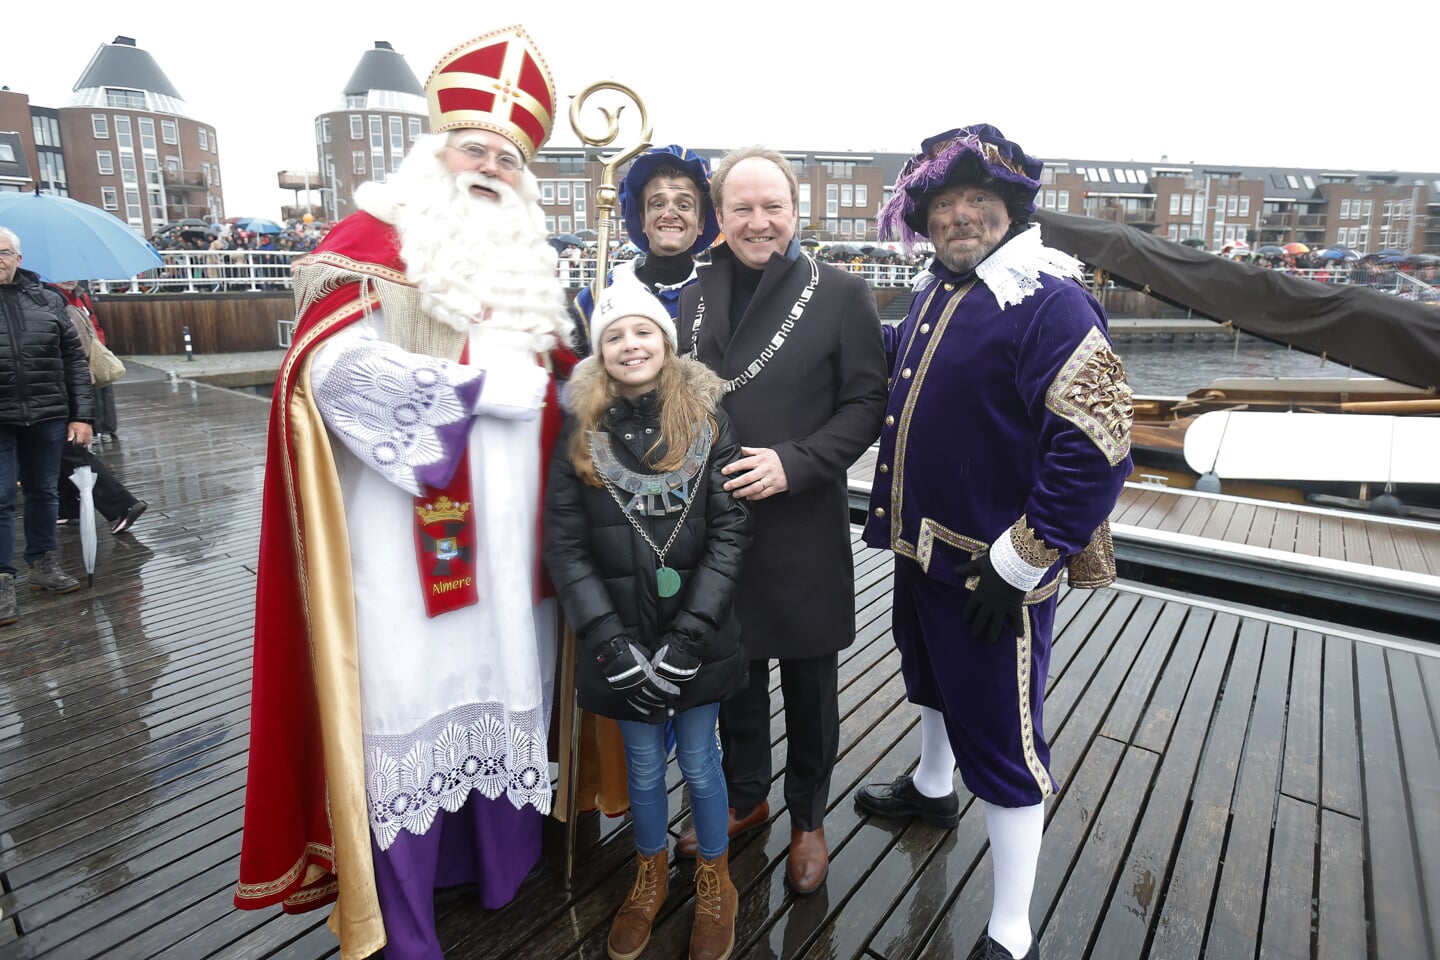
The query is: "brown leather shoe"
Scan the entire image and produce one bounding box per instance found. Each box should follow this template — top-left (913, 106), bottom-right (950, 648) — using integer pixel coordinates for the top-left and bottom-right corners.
top-left (674, 801), bottom-right (770, 859)
top-left (785, 826), bottom-right (828, 894)
top-left (608, 848), bottom-right (668, 960)
top-left (689, 848), bottom-right (737, 960)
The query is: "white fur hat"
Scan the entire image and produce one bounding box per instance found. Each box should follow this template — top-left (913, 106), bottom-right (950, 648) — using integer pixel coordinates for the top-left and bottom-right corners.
top-left (589, 275), bottom-right (677, 356)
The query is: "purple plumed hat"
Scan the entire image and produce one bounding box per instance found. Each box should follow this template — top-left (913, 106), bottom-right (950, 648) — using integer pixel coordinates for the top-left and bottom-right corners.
top-left (879, 124), bottom-right (1043, 245)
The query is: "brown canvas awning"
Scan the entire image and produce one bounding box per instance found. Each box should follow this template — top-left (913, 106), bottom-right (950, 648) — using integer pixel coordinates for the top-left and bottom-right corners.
top-left (1033, 209), bottom-right (1440, 392)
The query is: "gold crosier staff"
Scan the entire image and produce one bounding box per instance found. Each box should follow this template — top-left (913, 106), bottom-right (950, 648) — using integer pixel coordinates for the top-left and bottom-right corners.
top-left (553, 80), bottom-right (651, 889)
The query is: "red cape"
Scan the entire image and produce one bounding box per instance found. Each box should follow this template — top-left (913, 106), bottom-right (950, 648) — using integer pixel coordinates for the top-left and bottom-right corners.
top-left (235, 211), bottom-right (575, 914)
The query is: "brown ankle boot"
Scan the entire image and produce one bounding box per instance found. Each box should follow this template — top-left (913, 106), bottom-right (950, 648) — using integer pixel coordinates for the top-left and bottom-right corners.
top-left (690, 848), bottom-right (737, 960)
top-left (608, 848), bottom-right (668, 960)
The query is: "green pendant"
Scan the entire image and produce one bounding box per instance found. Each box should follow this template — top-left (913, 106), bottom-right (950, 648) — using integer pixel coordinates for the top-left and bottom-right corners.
top-left (656, 566), bottom-right (681, 598)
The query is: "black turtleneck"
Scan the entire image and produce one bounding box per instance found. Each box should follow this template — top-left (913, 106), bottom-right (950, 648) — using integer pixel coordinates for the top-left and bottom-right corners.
top-left (729, 259), bottom-right (765, 324)
top-left (632, 251), bottom-right (694, 292)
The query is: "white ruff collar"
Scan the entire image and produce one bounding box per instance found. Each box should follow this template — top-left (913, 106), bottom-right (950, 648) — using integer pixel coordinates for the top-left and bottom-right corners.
top-left (975, 225), bottom-right (1084, 309)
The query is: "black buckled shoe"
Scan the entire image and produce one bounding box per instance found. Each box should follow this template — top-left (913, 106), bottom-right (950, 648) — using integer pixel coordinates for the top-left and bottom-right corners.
top-left (854, 774), bottom-right (960, 828)
top-left (966, 932), bottom-right (1038, 960)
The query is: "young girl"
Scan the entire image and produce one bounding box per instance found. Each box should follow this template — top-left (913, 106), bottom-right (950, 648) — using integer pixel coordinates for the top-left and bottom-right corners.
top-left (544, 276), bottom-right (750, 960)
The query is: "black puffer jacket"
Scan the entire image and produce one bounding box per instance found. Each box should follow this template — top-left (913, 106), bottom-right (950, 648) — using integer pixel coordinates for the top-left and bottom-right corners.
top-left (0, 268), bottom-right (94, 426)
top-left (544, 358), bottom-right (751, 723)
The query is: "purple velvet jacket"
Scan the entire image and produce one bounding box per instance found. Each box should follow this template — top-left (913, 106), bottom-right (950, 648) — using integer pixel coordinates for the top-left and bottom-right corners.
top-left (862, 256), bottom-right (1132, 592)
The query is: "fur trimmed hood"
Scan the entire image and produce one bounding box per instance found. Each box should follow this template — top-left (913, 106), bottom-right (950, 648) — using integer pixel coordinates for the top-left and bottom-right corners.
top-left (562, 353), bottom-right (724, 415)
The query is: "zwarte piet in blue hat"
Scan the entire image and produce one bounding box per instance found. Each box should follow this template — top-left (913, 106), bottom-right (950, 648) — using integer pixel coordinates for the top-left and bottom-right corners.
top-left (619, 145), bottom-right (720, 255)
top-left (879, 124), bottom-right (1043, 245)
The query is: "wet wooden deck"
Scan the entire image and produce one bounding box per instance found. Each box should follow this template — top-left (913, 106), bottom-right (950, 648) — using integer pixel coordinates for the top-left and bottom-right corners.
top-left (2, 372), bottom-right (1437, 959)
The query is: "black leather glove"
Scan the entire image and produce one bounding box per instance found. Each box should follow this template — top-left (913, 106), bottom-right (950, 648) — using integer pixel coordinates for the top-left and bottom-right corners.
top-left (955, 551), bottom-right (1026, 644)
top-left (651, 636), bottom-right (701, 689)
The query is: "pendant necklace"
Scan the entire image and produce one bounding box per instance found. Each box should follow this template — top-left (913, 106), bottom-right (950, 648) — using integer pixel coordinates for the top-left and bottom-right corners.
top-left (590, 428), bottom-right (711, 598)
top-left (687, 254), bottom-right (820, 393)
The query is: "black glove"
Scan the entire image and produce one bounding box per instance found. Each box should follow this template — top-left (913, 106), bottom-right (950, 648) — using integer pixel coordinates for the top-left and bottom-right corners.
top-left (596, 637), bottom-right (677, 716)
top-left (954, 551), bottom-right (1026, 644)
top-left (651, 636), bottom-right (701, 689)
top-left (597, 637), bottom-right (652, 694)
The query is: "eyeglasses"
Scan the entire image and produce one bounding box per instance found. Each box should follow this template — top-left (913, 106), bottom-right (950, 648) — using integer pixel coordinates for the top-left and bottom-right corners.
top-left (447, 143), bottom-right (523, 173)
top-left (0, 250), bottom-right (17, 260)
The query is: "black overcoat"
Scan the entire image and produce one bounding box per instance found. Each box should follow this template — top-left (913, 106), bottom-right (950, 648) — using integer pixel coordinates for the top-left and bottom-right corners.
top-left (678, 244), bottom-right (887, 659)
top-left (543, 361), bottom-right (752, 723)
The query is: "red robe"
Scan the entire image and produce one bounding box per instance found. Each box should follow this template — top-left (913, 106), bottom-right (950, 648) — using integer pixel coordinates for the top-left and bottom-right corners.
top-left (234, 211), bottom-right (575, 922)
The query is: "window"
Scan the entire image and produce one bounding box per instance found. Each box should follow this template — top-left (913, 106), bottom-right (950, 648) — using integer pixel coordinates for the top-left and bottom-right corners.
top-left (826, 183), bottom-right (838, 218)
top-left (1168, 224), bottom-right (1179, 240)
top-left (541, 181), bottom-right (554, 203)
top-left (1169, 194), bottom-right (1181, 215)
top-left (826, 218), bottom-right (838, 233)
top-left (138, 117), bottom-right (156, 151)
top-left (372, 157), bottom-right (385, 182)
top-left (544, 216), bottom-right (555, 233)
top-left (389, 117), bottom-right (403, 153)
top-left (1382, 201), bottom-right (1393, 219)
top-left (1303, 176), bottom-right (1315, 189)
top-left (409, 117), bottom-right (422, 143)
top-left (855, 185), bottom-right (867, 208)
top-left (1358, 227), bottom-right (1369, 251)
top-left (1239, 196), bottom-right (1249, 217)
top-left (322, 118), bottom-right (332, 143)
top-left (125, 188), bottom-right (141, 222)
top-left (1286, 175), bottom-right (1299, 188)
top-left (840, 220), bottom-right (852, 236)
top-left (96, 150), bottom-right (114, 175)
top-left (1227, 195), bottom-right (1238, 216)
top-left (346, 94), bottom-right (366, 109)
top-left (1181, 194), bottom-right (1193, 215)
top-left (1058, 190), bottom-right (1069, 212)
top-left (573, 184), bottom-right (586, 216)
top-left (1340, 199), bottom-right (1350, 219)
top-left (558, 182), bottom-right (570, 203)
top-left (106, 88), bottom-right (146, 109)
top-left (198, 127), bottom-right (208, 151)
top-left (558, 215), bottom-right (571, 232)
top-left (1362, 200), bottom-right (1372, 219)
top-left (350, 115), bottom-right (363, 140)
top-left (799, 183), bottom-right (811, 218)
top-left (841, 184), bottom-right (853, 206)
top-left (211, 164), bottom-right (219, 186)
top-left (161, 118), bottom-right (177, 144)
top-left (0, 144), bottom-right (11, 163)
top-left (353, 150), bottom-right (366, 174)
top-left (101, 186), bottom-right (118, 210)
top-left (114, 116), bottom-right (132, 149)
top-left (369, 117), bottom-right (383, 150)
top-left (120, 154), bottom-right (137, 182)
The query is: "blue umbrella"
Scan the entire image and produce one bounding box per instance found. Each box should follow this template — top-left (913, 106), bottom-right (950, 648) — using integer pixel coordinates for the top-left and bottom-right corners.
top-left (233, 217), bottom-right (284, 235)
top-left (0, 192), bottom-right (162, 281)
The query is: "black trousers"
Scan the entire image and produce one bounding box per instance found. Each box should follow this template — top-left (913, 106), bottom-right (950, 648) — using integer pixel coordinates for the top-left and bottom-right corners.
top-left (718, 653), bottom-right (839, 832)
top-left (58, 445), bottom-right (136, 522)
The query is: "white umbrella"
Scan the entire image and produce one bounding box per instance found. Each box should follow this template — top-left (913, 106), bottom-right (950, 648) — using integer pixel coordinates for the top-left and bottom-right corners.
top-left (68, 464), bottom-right (98, 587)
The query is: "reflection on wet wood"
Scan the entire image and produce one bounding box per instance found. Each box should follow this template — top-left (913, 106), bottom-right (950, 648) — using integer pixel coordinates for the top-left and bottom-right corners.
top-left (0, 376), bottom-right (1436, 958)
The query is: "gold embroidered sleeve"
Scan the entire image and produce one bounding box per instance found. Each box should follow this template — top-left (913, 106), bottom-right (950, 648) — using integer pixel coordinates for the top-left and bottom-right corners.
top-left (1045, 327), bottom-right (1133, 466)
top-left (1065, 520), bottom-right (1117, 589)
top-left (1010, 515), bottom-right (1061, 568)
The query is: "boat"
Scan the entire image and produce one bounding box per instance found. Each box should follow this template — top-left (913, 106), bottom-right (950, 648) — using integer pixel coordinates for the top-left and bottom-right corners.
top-left (1033, 209), bottom-right (1440, 517)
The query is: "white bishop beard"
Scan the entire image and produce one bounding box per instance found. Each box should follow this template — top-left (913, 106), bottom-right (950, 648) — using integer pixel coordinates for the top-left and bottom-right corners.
top-left (381, 155), bottom-right (572, 352)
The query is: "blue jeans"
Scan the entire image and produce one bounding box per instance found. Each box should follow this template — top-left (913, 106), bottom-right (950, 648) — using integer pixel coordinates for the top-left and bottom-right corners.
top-left (618, 702), bottom-right (729, 860)
top-left (0, 420), bottom-right (67, 576)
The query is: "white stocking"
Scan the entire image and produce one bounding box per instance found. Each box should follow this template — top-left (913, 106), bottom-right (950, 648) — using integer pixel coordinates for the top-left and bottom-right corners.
top-left (984, 800), bottom-right (1044, 958)
top-left (910, 705), bottom-right (956, 798)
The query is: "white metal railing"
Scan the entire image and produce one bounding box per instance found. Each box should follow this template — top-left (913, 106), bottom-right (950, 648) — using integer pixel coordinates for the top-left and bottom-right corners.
top-left (93, 250), bottom-right (306, 294)
top-left (1286, 267), bottom-right (1439, 301)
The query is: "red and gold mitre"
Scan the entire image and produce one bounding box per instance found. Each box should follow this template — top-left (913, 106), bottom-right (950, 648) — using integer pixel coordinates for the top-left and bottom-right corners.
top-left (425, 25), bottom-right (556, 162)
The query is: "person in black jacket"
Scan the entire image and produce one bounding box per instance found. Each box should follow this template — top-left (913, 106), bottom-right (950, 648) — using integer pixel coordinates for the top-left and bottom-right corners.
top-left (0, 226), bottom-right (94, 624)
top-left (544, 276), bottom-right (750, 960)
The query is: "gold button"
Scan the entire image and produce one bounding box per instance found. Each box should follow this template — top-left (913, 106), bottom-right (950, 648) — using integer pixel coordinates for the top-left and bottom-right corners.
top-left (874, 507), bottom-right (886, 518)
top-left (901, 368), bottom-right (912, 379)
top-left (944, 283), bottom-right (955, 291)
top-left (879, 463), bottom-right (889, 473)
top-left (920, 323), bottom-right (931, 334)
top-left (885, 415), bottom-right (895, 427)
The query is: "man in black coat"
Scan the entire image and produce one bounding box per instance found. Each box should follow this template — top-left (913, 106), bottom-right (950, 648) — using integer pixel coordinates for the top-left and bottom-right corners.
top-left (674, 148), bottom-right (887, 893)
top-left (0, 226), bottom-right (94, 624)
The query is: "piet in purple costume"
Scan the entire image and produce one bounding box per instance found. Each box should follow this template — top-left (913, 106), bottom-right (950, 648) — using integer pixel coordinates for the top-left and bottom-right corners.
top-left (856, 124), bottom-right (1133, 960)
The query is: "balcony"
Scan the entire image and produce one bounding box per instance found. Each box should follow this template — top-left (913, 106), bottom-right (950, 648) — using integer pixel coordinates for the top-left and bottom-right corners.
top-left (1297, 214), bottom-right (1327, 228)
top-left (278, 170), bottom-right (323, 191)
top-left (1262, 213), bottom-right (1297, 230)
top-left (162, 169), bottom-right (206, 189)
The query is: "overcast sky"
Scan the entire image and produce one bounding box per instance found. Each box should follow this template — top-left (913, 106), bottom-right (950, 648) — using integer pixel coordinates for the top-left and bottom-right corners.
top-left (5, 1), bottom-right (1434, 219)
